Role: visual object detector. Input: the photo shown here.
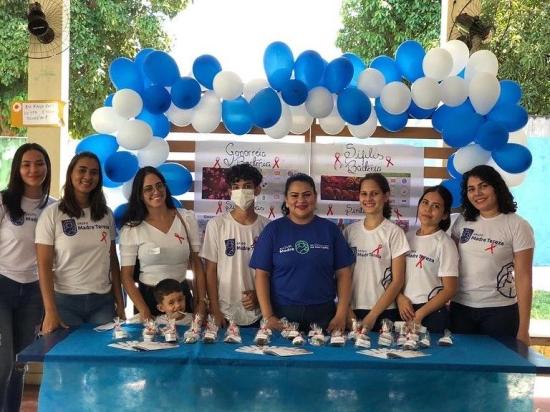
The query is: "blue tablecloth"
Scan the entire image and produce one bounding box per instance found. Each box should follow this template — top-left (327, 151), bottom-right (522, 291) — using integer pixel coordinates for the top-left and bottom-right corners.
top-left (21, 325), bottom-right (541, 411)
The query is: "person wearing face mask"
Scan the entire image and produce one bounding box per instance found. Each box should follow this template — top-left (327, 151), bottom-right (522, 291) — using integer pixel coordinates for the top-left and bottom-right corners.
top-left (200, 163), bottom-right (269, 327)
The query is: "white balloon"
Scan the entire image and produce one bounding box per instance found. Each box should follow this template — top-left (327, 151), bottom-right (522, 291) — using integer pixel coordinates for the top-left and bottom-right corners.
top-left (469, 72), bottom-right (500, 115)
top-left (289, 104), bottom-right (313, 134)
top-left (380, 82), bottom-right (411, 115)
top-left (117, 119), bottom-right (153, 150)
top-left (348, 108), bottom-right (378, 139)
top-left (91, 106), bottom-right (124, 134)
top-left (440, 76), bottom-right (468, 107)
top-left (508, 129), bottom-right (527, 145)
top-left (264, 102), bottom-right (291, 139)
top-left (443, 40), bottom-right (470, 76)
top-left (357, 68), bottom-right (386, 98)
top-left (486, 158), bottom-right (526, 187)
top-left (112, 89), bottom-right (143, 119)
top-left (122, 178), bottom-right (134, 200)
top-left (166, 103), bottom-right (194, 127)
top-left (411, 77), bottom-right (441, 109)
top-left (191, 91), bottom-right (221, 133)
top-left (465, 50), bottom-right (499, 82)
top-left (423, 48), bottom-right (453, 81)
top-left (213, 71), bottom-right (243, 100)
top-left (243, 78), bottom-right (270, 101)
top-left (137, 137), bottom-right (170, 167)
top-left (454, 144), bottom-right (491, 174)
top-left (319, 98), bottom-right (345, 135)
top-left (305, 86), bottom-right (333, 118)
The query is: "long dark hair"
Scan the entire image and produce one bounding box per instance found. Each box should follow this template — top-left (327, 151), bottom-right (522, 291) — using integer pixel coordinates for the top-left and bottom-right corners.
top-left (359, 173), bottom-right (392, 219)
top-left (417, 185), bottom-right (453, 231)
top-left (122, 166), bottom-right (174, 226)
top-left (1, 143), bottom-right (51, 220)
top-left (461, 165), bottom-right (516, 221)
top-left (281, 173), bottom-right (317, 216)
top-left (59, 152), bottom-right (108, 221)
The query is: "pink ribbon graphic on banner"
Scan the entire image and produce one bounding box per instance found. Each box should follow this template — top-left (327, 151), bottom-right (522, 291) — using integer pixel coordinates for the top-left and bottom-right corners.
top-left (385, 156), bottom-right (394, 167)
top-left (334, 152), bottom-right (342, 169)
top-left (213, 157), bottom-right (221, 168)
top-left (216, 201), bottom-right (223, 214)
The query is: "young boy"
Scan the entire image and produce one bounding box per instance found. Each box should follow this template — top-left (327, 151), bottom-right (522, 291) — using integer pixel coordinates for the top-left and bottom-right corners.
top-left (153, 279), bottom-right (187, 320)
top-left (200, 163), bottom-right (269, 327)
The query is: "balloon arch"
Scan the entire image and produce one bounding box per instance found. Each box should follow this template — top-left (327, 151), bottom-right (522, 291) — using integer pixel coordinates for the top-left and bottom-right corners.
top-left (77, 40), bottom-right (532, 219)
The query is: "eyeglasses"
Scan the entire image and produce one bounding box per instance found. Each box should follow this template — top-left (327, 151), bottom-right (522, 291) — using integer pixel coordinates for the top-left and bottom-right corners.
top-left (143, 181), bottom-right (165, 194)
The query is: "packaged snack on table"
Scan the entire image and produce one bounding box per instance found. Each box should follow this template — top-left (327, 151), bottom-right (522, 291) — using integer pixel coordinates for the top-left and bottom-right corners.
top-left (355, 328), bottom-right (371, 349)
top-left (203, 315), bottom-right (219, 343)
top-left (308, 323), bottom-right (326, 346)
top-left (377, 319), bottom-right (394, 348)
top-left (438, 329), bottom-right (454, 346)
top-left (162, 317), bottom-right (178, 343)
top-left (183, 313), bottom-right (203, 344)
top-left (330, 329), bottom-right (345, 347)
top-left (292, 333), bottom-right (305, 346)
top-left (254, 318), bottom-right (272, 346)
top-left (347, 318), bottom-right (362, 341)
top-left (418, 331), bottom-right (431, 349)
top-left (112, 317), bottom-right (128, 340)
top-left (224, 320), bottom-right (242, 344)
top-left (142, 319), bottom-right (157, 342)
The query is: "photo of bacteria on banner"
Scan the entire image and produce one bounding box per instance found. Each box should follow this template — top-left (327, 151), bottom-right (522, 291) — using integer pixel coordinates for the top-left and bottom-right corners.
top-left (202, 167), bottom-right (230, 200)
top-left (320, 175), bottom-right (360, 201)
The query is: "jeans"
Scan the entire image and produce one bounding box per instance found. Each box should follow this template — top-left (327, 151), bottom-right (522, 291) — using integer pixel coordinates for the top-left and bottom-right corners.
top-left (0, 274), bottom-right (43, 412)
top-left (55, 292), bottom-right (115, 327)
top-left (274, 301), bottom-right (336, 332)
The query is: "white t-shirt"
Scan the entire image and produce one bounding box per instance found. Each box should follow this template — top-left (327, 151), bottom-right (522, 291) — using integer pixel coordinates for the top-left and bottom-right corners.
top-left (200, 212), bottom-right (269, 325)
top-left (451, 213), bottom-right (535, 308)
top-left (35, 202), bottom-right (116, 294)
top-left (0, 194), bottom-right (54, 283)
top-left (403, 230), bottom-right (459, 304)
top-left (343, 219), bottom-right (409, 310)
top-left (119, 209), bottom-right (201, 286)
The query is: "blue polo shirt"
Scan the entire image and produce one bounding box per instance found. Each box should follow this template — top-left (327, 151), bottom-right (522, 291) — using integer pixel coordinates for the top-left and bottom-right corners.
top-left (250, 215), bottom-right (355, 306)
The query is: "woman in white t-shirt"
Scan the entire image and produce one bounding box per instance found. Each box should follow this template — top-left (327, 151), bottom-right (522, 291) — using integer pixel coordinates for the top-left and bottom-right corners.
top-left (397, 185), bottom-right (458, 333)
top-left (450, 165), bottom-right (534, 345)
top-left (343, 173), bottom-right (409, 332)
top-left (36, 152), bottom-right (125, 333)
top-left (119, 167), bottom-right (206, 321)
top-left (0, 143), bottom-right (52, 412)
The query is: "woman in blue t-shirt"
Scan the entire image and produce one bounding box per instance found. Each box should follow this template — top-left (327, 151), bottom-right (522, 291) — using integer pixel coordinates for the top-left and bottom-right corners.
top-left (250, 173), bottom-right (355, 332)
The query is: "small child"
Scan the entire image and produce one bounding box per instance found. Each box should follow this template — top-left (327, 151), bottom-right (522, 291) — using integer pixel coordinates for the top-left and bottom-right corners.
top-left (154, 279), bottom-right (187, 320)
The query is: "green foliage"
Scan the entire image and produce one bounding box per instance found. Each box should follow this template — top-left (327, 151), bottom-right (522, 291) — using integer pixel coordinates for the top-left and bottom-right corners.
top-left (0, 0), bottom-right (189, 138)
top-left (337, 0), bottom-right (441, 64)
top-left (480, 0), bottom-right (549, 116)
top-left (532, 290), bottom-right (550, 320)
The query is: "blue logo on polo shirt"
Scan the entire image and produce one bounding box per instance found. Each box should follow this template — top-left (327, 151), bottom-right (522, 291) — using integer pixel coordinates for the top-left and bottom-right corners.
top-left (62, 219), bottom-right (78, 236)
top-left (460, 228), bottom-right (474, 244)
top-left (10, 215), bottom-right (24, 226)
top-left (295, 240), bottom-right (310, 255)
top-left (225, 239), bottom-right (236, 256)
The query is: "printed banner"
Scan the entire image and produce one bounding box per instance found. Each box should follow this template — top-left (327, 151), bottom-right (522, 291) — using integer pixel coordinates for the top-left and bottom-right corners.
top-left (312, 143), bottom-right (424, 232)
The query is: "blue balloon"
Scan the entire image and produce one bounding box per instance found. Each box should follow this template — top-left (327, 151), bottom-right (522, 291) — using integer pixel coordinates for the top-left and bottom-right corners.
top-left (457, 68), bottom-right (465, 78)
top-left (171, 77), bottom-right (201, 109)
top-left (222, 97), bottom-right (253, 135)
top-left (109, 57), bottom-right (143, 93)
top-left (342, 52), bottom-right (366, 87)
top-left (432, 100), bottom-right (475, 133)
top-left (375, 101), bottom-right (408, 132)
top-left (170, 197), bottom-right (182, 208)
top-left (475, 121), bottom-right (509, 151)
top-left (442, 111), bottom-right (484, 148)
top-left (497, 80), bottom-right (522, 105)
top-left (113, 203), bottom-right (128, 230)
top-left (337, 87), bottom-right (371, 125)
top-left (192, 55), bottom-right (222, 90)
top-left (447, 154), bottom-right (462, 179)
top-left (294, 50), bottom-right (326, 90)
top-left (487, 103), bottom-right (528, 132)
top-left (408, 100), bottom-right (435, 119)
top-left (492, 143), bottom-right (532, 174)
top-left (104, 94), bottom-right (114, 107)
top-left (249, 88), bottom-right (282, 128)
top-left (158, 162), bottom-right (193, 195)
top-left (280, 79), bottom-right (308, 106)
top-left (104, 151), bottom-right (139, 183)
top-left (263, 41), bottom-right (294, 91)
top-left (369, 55), bottom-right (402, 83)
top-left (143, 51), bottom-right (180, 87)
top-left (142, 85), bottom-right (171, 114)
top-left (102, 169), bottom-right (124, 188)
top-left (441, 178), bottom-right (463, 208)
top-left (76, 134), bottom-right (119, 164)
top-left (136, 110), bottom-right (170, 138)
top-left (134, 48), bottom-right (155, 84)
top-left (395, 40), bottom-right (425, 82)
top-left (323, 57), bottom-right (354, 93)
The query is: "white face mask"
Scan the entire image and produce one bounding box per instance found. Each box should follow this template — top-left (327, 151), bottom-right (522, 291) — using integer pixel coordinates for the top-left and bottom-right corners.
top-left (231, 189), bottom-right (255, 210)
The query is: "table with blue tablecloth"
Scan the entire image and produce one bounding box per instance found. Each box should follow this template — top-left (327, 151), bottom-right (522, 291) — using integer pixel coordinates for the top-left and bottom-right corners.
top-left (17, 324), bottom-right (550, 412)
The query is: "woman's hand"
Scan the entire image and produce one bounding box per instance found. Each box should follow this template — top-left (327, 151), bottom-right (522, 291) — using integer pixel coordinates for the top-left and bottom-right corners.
top-left (41, 311), bottom-right (67, 335)
top-left (139, 306), bottom-right (153, 322)
top-left (265, 316), bottom-right (283, 331)
top-left (327, 311), bottom-right (346, 333)
top-left (241, 290), bottom-right (258, 311)
top-left (210, 308), bottom-right (228, 328)
top-left (361, 312), bottom-right (377, 332)
top-left (397, 294), bottom-right (415, 321)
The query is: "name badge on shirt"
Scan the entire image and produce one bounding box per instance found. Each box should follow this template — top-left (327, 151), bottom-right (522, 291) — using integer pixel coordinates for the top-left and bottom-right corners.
top-left (148, 247), bottom-right (161, 255)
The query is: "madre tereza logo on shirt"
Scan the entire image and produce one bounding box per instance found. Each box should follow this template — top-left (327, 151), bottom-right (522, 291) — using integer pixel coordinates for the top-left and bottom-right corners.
top-left (224, 237), bottom-right (259, 256)
top-left (61, 218), bottom-right (110, 239)
top-left (279, 240), bottom-right (330, 255)
top-left (459, 228), bottom-right (504, 253)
